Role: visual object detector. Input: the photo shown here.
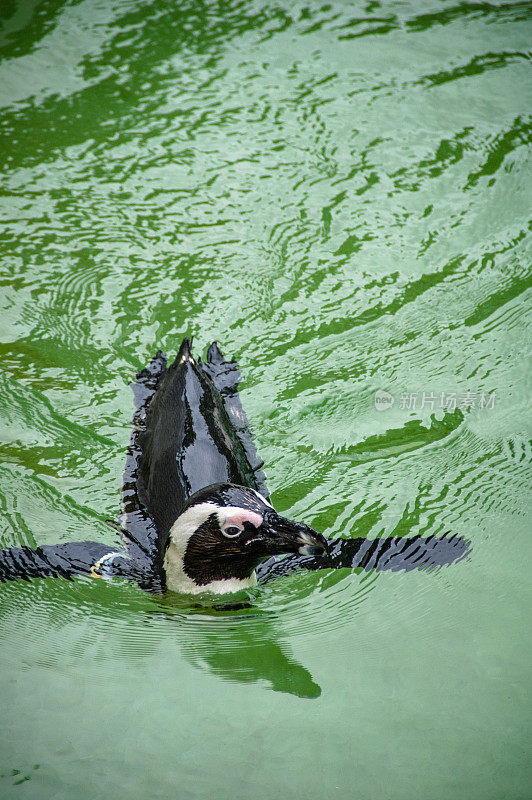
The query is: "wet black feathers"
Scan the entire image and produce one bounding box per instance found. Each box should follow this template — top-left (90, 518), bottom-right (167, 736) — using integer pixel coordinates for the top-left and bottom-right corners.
top-left (198, 341), bottom-right (269, 500)
top-left (121, 339), bottom-right (270, 578)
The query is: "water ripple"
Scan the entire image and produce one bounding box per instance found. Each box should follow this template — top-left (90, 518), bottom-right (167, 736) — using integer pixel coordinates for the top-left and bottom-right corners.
top-left (0, 0), bottom-right (530, 715)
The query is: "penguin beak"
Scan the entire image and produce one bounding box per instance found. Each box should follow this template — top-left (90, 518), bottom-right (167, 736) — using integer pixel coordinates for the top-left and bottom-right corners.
top-left (257, 512), bottom-right (329, 557)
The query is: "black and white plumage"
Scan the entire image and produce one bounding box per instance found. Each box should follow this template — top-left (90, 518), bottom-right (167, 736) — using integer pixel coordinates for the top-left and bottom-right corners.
top-left (162, 484), bottom-right (328, 594)
top-left (0, 339), bottom-right (471, 593)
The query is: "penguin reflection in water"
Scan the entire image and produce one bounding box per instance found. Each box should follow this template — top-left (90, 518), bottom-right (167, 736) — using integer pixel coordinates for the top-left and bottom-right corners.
top-left (0, 339), bottom-right (470, 593)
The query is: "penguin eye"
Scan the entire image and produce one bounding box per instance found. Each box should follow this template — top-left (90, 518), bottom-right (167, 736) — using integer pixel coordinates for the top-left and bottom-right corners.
top-left (223, 525), bottom-right (242, 538)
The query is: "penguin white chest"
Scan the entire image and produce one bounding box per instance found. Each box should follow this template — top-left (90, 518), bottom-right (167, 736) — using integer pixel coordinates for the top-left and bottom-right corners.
top-left (164, 540), bottom-right (257, 594)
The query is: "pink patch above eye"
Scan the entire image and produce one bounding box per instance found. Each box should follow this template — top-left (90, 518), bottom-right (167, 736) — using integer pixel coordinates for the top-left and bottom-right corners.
top-left (224, 510), bottom-right (263, 529)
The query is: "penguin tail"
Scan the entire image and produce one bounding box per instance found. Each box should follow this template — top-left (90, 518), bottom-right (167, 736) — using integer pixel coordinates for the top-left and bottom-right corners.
top-left (176, 336), bottom-right (195, 364)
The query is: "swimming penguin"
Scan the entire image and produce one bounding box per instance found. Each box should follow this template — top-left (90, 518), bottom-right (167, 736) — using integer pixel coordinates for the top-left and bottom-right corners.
top-left (0, 339), bottom-right (470, 592)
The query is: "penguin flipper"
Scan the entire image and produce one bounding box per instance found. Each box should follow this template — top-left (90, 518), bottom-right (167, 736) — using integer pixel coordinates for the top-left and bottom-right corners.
top-left (199, 342), bottom-right (270, 500)
top-left (327, 531), bottom-right (472, 572)
top-left (121, 350), bottom-right (167, 568)
top-left (256, 532), bottom-right (472, 582)
top-left (0, 541), bottom-right (146, 584)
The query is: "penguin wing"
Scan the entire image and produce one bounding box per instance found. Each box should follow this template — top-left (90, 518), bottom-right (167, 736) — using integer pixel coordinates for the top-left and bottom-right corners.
top-left (199, 341), bottom-right (269, 500)
top-left (0, 541), bottom-right (145, 584)
top-left (255, 532), bottom-right (472, 582)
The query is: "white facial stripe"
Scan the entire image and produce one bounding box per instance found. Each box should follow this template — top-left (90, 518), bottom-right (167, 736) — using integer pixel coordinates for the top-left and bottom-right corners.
top-left (217, 507), bottom-right (263, 529)
top-left (252, 489), bottom-right (274, 508)
top-left (168, 502), bottom-right (220, 553)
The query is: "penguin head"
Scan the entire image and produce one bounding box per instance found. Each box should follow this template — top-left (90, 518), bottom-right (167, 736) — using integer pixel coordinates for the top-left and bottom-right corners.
top-left (163, 483), bottom-right (328, 594)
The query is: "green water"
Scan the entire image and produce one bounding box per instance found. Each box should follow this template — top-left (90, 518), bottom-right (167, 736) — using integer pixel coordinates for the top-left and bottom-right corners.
top-left (0, 1), bottom-right (531, 797)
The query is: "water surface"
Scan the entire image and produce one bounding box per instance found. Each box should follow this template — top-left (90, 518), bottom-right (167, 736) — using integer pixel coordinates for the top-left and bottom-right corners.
top-left (0, 1), bottom-right (531, 798)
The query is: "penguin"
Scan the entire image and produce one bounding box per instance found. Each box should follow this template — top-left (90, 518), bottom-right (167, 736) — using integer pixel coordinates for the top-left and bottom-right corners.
top-left (114, 337), bottom-right (329, 593)
top-left (0, 339), bottom-right (471, 592)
